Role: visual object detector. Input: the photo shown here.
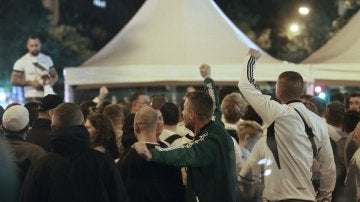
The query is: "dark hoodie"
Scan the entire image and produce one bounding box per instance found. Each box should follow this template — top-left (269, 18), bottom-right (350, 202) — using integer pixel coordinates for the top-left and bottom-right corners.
top-left (20, 125), bottom-right (128, 202)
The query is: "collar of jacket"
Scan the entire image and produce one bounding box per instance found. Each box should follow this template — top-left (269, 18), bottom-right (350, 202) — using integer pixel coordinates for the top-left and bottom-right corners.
top-left (31, 118), bottom-right (51, 128)
top-left (50, 125), bottom-right (90, 154)
top-left (4, 133), bottom-right (25, 141)
top-left (286, 99), bottom-right (303, 104)
top-left (195, 120), bottom-right (213, 137)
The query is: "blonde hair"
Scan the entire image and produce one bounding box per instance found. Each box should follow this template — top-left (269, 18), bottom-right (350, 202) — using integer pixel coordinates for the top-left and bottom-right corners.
top-left (221, 93), bottom-right (247, 123)
top-left (236, 120), bottom-right (263, 141)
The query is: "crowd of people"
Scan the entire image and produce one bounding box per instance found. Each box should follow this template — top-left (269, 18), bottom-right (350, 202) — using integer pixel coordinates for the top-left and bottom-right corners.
top-left (1, 39), bottom-right (360, 202)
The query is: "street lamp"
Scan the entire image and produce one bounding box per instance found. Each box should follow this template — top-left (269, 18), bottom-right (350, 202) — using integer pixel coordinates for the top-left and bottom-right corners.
top-left (289, 23), bottom-right (300, 33)
top-left (298, 6), bottom-right (310, 15)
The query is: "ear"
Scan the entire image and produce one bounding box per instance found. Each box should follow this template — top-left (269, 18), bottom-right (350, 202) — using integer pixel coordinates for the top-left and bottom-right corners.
top-left (50, 123), bottom-right (56, 132)
top-left (244, 134), bottom-right (250, 142)
top-left (134, 123), bottom-right (141, 135)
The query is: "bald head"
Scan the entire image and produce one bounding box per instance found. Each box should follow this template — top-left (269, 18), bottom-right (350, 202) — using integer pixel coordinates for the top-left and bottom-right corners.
top-left (134, 106), bottom-right (158, 139)
top-left (52, 103), bottom-right (84, 130)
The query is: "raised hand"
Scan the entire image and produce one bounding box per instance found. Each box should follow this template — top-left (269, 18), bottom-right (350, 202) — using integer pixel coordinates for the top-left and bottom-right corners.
top-left (132, 141), bottom-right (153, 160)
top-left (248, 48), bottom-right (261, 60)
top-left (199, 64), bottom-right (211, 79)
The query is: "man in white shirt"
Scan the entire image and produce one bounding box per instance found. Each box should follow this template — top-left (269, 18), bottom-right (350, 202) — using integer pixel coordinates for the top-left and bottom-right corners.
top-left (238, 49), bottom-right (335, 201)
top-left (11, 35), bottom-right (58, 102)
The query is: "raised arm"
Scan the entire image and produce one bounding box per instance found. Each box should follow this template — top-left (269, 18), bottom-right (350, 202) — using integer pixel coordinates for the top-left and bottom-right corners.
top-left (199, 64), bottom-right (222, 124)
top-left (237, 49), bottom-right (283, 126)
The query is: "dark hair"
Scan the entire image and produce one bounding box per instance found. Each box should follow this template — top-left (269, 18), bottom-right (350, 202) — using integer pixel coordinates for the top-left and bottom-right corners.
top-left (87, 113), bottom-right (120, 159)
top-left (325, 101), bottom-right (345, 126)
top-left (28, 34), bottom-right (39, 40)
top-left (95, 100), bottom-right (111, 114)
top-left (186, 91), bottom-right (213, 121)
top-left (349, 91), bottom-right (360, 98)
top-left (24, 102), bottom-right (40, 127)
top-left (277, 71), bottom-right (304, 100)
top-left (342, 110), bottom-right (360, 133)
top-left (53, 103), bottom-right (84, 130)
top-left (151, 95), bottom-right (166, 110)
top-left (103, 104), bottom-right (124, 124)
top-left (330, 92), bottom-right (344, 103)
top-left (243, 105), bottom-right (263, 125)
top-left (160, 102), bottom-right (180, 125)
top-left (310, 97), bottom-right (327, 117)
top-left (129, 91), bottom-right (147, 105)
top-left (79, 101), bottom-right (97, 120)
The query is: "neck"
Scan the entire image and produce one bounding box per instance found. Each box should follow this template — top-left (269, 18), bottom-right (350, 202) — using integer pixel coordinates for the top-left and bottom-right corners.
top-left (137, 133), bottom-right (157, 143)
top-left (38, 111), bottom-right (50, 119)
top-left (194, 120), bottom-right (211, 135)
top-left (163, 125), bottom-right (177, 133)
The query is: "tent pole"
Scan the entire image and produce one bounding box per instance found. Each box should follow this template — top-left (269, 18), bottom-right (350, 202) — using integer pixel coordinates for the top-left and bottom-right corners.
top-left (65, 84), bottom-right (74, 102)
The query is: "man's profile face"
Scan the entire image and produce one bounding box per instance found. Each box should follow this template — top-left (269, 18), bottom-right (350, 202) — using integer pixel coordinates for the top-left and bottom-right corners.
top-left (349, 96), bottom-right (360, 112)
top-left (27, 38), bottom-right (41, 56)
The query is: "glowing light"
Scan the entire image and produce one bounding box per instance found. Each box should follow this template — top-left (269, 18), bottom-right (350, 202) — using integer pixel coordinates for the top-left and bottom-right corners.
top-left (93, 0), bottom-right (106, 8)
top-left (290, 24), bottom-right (300, 32)
top-left (258, 158), bottom-right (267, 165)
top-left (314, 86), bottom-right (322, 94)
top-left (299, 7), bottom-right (310, 15)
top-left (264, 169), bottom-right (272, 176)
top-left (318, 92), bottom-right (326, 99)
top-left (0, 91), bottom-right (6, 101)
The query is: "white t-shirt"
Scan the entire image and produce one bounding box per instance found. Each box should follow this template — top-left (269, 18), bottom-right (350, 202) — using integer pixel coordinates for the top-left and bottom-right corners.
top-left (13, 53), bottom-right (54, 98)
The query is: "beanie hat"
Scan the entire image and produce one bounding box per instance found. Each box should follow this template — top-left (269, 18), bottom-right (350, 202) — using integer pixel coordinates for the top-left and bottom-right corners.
top-left (38, 94), bottom-right (63, 112)
top-left (2, 105), bottom-right (29, 131)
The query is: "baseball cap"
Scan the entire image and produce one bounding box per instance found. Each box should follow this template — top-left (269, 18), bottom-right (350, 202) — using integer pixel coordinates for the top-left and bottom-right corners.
top-left (2, 105), bottom-right (29, 131)
top-left (38, 94), bottom-right (63, 112)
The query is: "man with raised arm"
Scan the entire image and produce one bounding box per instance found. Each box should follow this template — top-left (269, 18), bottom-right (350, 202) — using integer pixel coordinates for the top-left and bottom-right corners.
top-left (238, 49), bottom-right (335, 201)
top-left (133, 65), bottom-right (236, 202)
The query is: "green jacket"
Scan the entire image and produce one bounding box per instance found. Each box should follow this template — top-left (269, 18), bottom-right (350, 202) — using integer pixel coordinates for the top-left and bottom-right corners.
top-left (150, 78), bottom-right (236, 202)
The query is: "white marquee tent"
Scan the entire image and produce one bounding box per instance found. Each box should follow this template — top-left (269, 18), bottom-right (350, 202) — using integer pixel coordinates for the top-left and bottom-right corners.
top-left (64, 0), bottom-right (309, 100)
top-left (303, 11), bottom-right (360, 86)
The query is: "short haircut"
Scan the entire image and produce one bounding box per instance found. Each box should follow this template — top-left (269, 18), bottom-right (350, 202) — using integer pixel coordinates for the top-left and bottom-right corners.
top-left (349, 91), bottom-right (360, 98)
top-left (310, 96), bottom-right (327, 117)
top-left (151, 95), bottom-right (166, 110)
top-left (325, 101), bottom-right (345, 126)
top-left (221, 93), bottom-right (247, 123)
top-left (134, 106), bottom-right (158, 134)
top-left (28, 34), bottom-right (39, 40)
top-left (330, 92), bottom-right (344, 103)
top-left (129, 91), bottom-right (147, 105)
top-left (103, 104), bottom-right (124, 124)
top-left (277, 71), bottom-right (304, 100)
top-left (53, 103), bottom-right (84, 129)
top-left (186, 91), bottom-right (213, 121)
top-left (237, 120), bottom-right (263, 141)
top-left (160, 102), bottom-right (180, 125)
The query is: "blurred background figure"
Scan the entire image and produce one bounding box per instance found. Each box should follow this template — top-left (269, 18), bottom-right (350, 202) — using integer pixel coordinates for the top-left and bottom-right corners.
top-left (85, 113), bottom-right (120, 160)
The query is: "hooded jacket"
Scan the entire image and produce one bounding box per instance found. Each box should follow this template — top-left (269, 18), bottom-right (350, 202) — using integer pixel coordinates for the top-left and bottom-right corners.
top-left (20, 125), bottom-right (128, 202)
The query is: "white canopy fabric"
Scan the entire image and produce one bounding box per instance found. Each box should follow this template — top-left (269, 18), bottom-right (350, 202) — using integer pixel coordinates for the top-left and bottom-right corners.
top-left (303, 11), bottom-right (360, 85)
top-left (64, 0), bottom-right (309, 89)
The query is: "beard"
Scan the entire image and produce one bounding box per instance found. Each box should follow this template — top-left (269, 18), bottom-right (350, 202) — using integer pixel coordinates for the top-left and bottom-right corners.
top-left (184, 122), bottom-right (194, 133)
top-left (30, 50), bottom-right (40, 56)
